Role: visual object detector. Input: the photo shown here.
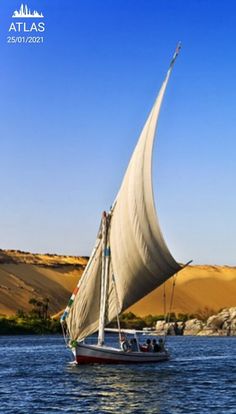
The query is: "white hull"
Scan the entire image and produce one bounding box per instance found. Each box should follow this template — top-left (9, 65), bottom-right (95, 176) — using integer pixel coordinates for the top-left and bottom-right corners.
top-left (74, 343), bottom-right (170, 364)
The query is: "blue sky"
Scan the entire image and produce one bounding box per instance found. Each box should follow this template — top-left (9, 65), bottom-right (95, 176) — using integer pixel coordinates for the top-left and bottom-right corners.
top-left (0, 0), bottom-right (235, 265)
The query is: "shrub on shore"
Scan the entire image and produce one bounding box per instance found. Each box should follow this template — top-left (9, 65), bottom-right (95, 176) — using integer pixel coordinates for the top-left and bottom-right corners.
top-left (0, 297), bottom-right (61, 335)
top-left (0, 315), bottom-right (61, 335)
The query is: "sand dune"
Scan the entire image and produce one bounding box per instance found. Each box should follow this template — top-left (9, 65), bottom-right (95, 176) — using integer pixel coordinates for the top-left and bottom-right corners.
top-left (128, 266), bottom-right (236, 316)
top-left (0, 250), bottom-right (85, 316)
top-left (0, 250), bottom-right (235, 317)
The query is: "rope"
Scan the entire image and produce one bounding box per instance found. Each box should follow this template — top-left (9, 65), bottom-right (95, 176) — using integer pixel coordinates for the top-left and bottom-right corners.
top-left (162, 283), bottom-right (167, 336)
top-left (163, 283), bottom-right (166, 318)
top-left (112, 271), bottom-right (122, 344)
top-left (164, 274), bottom-right (177, 343)
top-left (162, 261), bottom-right (193, 343)
top-left (61, 320), bottom-right (69, 346)
top-left (168, 275), bottom-right (177, 322)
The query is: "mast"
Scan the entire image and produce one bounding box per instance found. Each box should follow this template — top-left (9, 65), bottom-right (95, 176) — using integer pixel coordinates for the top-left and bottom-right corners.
top-left (98, 211), bottom-right (111, 345)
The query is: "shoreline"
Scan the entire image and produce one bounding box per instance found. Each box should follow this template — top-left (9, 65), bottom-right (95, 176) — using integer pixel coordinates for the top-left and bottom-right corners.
top-left (1, 307), bottom-right (235, 336)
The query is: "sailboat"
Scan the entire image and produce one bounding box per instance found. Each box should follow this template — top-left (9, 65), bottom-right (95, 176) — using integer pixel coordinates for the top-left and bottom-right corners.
top-left (61, 43), bottom-right (186, 364)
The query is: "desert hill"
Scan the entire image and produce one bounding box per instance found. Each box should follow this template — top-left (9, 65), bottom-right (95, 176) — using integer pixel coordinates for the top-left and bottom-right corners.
top-left (0, 249), bottom-right (235, 317)
top-left (0, 249), bottom-right (87, 316)
top-left (128, 265), bottom-right (236, 316)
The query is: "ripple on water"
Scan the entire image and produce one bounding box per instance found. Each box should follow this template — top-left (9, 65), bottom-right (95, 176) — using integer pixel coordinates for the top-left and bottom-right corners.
top-left (0, 335), bottom-right (236, 414)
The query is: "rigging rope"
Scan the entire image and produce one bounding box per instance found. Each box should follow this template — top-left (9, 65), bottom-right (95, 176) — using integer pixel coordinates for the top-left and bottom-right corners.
top-left (163, 261), bottom-right (192, 343)
top-left (112, 270), bottom-right (122, 344)
top-left (163, 283), bottom-right (166, 318)
top-left (162, 282), bottom-right (167, 335)
top-left (163, 274), bottom-right (177, 343)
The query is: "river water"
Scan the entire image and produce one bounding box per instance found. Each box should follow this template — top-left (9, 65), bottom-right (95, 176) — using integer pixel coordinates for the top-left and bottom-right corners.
top-left (0, 335), bottom-right (235, 413)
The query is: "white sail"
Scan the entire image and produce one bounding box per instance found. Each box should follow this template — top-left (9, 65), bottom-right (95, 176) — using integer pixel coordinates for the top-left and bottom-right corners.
top-left (64, 232), bottom-right (103, 341)
top-left (63, 45), bottom-right (182, 342)
top-left (109, 58), bottom-right (182, 314)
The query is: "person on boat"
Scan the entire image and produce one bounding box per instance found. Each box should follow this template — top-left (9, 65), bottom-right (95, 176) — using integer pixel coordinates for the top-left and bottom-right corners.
top-left (120, 333), bottom-right (130, 352)
top-left (152, 339), bottom-right (160, 352)
top-left (146, 338), bottom-right (153, 351)
top-left (140, 338), bottom-right (153, 352)
top-left (158, 338), bottom-right (165, 352)
top-left (130, 338), bottom-right (139, 352)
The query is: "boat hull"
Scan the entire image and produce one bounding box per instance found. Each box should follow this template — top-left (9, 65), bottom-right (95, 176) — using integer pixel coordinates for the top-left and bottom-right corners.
top-left (74, 343), bottom-right (169, 364)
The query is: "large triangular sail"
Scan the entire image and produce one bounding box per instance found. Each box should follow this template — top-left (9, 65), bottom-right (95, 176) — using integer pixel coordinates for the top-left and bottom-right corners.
top-left (62, 44), bottom-right (182, 342)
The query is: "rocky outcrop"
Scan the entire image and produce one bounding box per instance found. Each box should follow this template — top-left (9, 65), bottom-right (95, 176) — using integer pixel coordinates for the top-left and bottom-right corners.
top-left (154, 320), bottom-right (186, 336)
top-left (155, 307), bottom-right (236, 336)
top-left (205, 307), bottom-right (236, 335)
top-left (183, 318), bottom-right (204, 335)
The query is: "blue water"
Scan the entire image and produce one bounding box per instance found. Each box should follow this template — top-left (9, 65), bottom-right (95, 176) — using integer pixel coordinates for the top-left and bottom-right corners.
top-left (0, 335), bottom-right (235, 414)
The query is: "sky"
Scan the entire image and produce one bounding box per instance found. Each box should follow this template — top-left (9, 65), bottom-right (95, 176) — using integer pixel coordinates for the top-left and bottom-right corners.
top-left (0, 0), bottom-right (235, 265)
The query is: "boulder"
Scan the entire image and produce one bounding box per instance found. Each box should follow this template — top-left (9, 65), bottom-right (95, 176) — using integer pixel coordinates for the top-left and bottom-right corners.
top-left (155, 320), bottom-right (165, 330)
top-left (154, 308), bottom-right (236, 336)
top-left (155, 320), bottom-right (167, 335)
top-left (206, 307), bottom-right (236, 335)
top-left (184, 318), bottom-right (203, 335)
top-left (197, 327), bottom-right (218, 336)
top-left (207, 310), bottom-right (229, 330)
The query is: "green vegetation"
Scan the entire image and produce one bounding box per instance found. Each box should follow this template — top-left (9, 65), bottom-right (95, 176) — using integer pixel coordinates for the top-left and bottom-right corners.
top-left (0, 299), bottom-right (214, 334)
top-left (109, 310), bottom-right (210, 330)
top-left (109, 311), bottom-right (179, 330)
top-left (0, 315), bottom-right (61, 335)
top-left (0, 297), bottom-right (61, 335)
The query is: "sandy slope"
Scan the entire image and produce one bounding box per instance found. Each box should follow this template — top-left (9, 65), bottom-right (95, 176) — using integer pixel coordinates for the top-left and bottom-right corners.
top-left (128, 265), bottom-right (236, 316)
top-left (0, 250), bottom-right (235, 317)
top-left (0, 250), bottom-right (85, 316)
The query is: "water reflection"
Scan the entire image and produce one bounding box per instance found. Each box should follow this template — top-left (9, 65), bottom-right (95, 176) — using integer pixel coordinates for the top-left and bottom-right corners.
top-left (67, 364), bottom-right (165, 413)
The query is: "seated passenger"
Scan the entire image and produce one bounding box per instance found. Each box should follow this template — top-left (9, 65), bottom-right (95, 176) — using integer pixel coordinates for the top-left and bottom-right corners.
top-left (146, 338), bottom-right (153, 352)
top-left (158, 338), bottom-right (165, 352)
top-left (120, 333), bottom-right (130, 352)
top-left (140, 338), bottom-right (153, 352)
top-left (152, 338), bottom-right (161, 352)
top-left (130, 338), bottom-right (139, 352)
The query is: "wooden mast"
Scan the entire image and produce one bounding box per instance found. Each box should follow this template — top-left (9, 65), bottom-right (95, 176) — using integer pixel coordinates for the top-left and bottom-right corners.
top-left (98, 211), bottom-right (111, 345)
